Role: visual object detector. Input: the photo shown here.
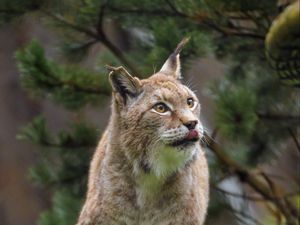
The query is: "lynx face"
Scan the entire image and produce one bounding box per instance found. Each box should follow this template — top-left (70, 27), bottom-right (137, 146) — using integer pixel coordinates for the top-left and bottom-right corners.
top-left (142, 75), bottom-right (204, 178)
top-left (108, 39), bottom-right (203, 178)
top-left (110, 70), bottom-right (203, 179)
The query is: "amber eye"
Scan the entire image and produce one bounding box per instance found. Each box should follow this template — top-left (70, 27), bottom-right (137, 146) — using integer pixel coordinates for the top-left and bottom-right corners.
top-left (187, 98), bottom-right (195, 108)
top-left (153, 103), bottom-right (169, 113)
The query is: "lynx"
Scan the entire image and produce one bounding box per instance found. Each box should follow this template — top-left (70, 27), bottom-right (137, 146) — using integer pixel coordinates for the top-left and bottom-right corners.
top-left (77, 38), bottom-right (209, 225)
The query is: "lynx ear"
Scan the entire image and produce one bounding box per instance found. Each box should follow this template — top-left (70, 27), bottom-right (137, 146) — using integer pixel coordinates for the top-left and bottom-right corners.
top-left (159, 37), bottom-right (190, 79)
top-left (107, 66), bottom-right (142, 105)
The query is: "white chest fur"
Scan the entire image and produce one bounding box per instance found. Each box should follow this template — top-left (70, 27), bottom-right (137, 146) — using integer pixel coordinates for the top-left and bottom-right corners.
top-left (135, 145), bottom-right (197, 207)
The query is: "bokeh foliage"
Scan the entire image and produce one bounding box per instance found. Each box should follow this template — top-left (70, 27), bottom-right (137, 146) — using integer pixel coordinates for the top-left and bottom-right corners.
top-left (1, 0), bottom-right (299, 224)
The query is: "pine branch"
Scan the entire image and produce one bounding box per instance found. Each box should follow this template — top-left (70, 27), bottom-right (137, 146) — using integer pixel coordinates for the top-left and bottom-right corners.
top-left (200, 19), bottom-right (266, 39)
top-left (42, 10), bottom-right (141, 76)
top-left (16, 40), bottom-right (111, 109)
top-left (106, 4), bottom-right (266, 40)
top-left (42, 10), bottom-right (99, 39)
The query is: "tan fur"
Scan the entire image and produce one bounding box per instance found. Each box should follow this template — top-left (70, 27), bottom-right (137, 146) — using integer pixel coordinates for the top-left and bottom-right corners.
top-left (77, 43), bottom-right (209, 225)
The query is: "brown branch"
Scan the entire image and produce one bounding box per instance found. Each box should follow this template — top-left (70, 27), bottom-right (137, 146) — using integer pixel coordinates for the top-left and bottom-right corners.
top-left (42, 10), bottom-right (141, 77)
top-left (67, 39), bottom-right (98, 53)
top-left (288, 128), bottom-right (300, 152)
top-left (42, 10), bottom-right (99, 39)
top-left (214, 186), bottom-right (300, 202)
top-left (257, 113), bottom-right (300, 122)
top-left (214, 186), bottom-right (269, 202)
top-left (224, 31), bottom-right (265, 39)
top-left (96, 0), bottom-right (108, 33)
top-left (260, 172), bottom-right (279, 196)
top-left (261, 168), bottom-right (300, 223)
top-left (204, 132), bottom-right (300, 224)
top-left (99, 32), bottom-right (141, 76)
top-left (164, 0), bottom-right (187, 17)
top-left (227, 206), bottom-right (264, 225)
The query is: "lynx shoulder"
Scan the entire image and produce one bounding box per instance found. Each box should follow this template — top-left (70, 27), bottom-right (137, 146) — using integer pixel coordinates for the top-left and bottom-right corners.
top-left (77, 38), bottom-right (209, 225)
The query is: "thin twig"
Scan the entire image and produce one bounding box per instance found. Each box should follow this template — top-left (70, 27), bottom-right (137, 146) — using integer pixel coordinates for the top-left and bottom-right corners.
top-left (164, 0), bottom-right (187, 17)
top-left (227, 205), bottom-right (264, 225)
top-left (214, 186), bottom-right (300, 202)
top-left (288, 128), bottom-right (300, 153)
top-left (42, 10), bottom-right (99, 39)
top-left (257, 113), bottom-right (300, 122)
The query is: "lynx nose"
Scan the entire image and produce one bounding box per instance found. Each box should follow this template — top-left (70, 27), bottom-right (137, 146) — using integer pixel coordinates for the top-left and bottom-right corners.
top-left (183, 120), bottom-right (198, 130)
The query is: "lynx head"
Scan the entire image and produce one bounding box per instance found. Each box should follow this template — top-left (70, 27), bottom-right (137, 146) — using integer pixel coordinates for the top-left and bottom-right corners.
top-left (108, 38), bottom-right (203, 178)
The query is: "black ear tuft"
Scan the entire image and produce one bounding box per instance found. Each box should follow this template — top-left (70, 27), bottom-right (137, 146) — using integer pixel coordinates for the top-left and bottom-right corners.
top-left (107, 66), bottom-right (141, 104)
top-left (159, 37), bottom-right (190, 79)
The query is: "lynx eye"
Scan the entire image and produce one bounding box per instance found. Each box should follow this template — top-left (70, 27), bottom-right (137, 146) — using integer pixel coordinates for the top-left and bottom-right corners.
top-left (153, 102), bottom-right (169, 114)
top-left (187, 98), bottom-right (195, 108)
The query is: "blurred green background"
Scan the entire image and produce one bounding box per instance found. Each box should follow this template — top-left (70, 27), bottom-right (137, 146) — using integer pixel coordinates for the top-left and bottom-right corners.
top-left (0, 0), bottom-right (299, 225)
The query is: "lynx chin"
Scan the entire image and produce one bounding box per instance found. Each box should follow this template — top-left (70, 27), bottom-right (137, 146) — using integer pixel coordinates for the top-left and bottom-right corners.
top-left (77, 38), bottom-right (209, 225)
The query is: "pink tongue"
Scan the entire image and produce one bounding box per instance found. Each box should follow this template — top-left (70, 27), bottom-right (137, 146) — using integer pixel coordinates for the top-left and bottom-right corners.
top-left (186, 130), bottom-right (199, 140)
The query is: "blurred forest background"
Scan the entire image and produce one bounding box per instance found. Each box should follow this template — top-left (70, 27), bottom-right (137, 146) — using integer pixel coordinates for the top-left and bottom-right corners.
top-left (0, 0), bottom-right (299, 225)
